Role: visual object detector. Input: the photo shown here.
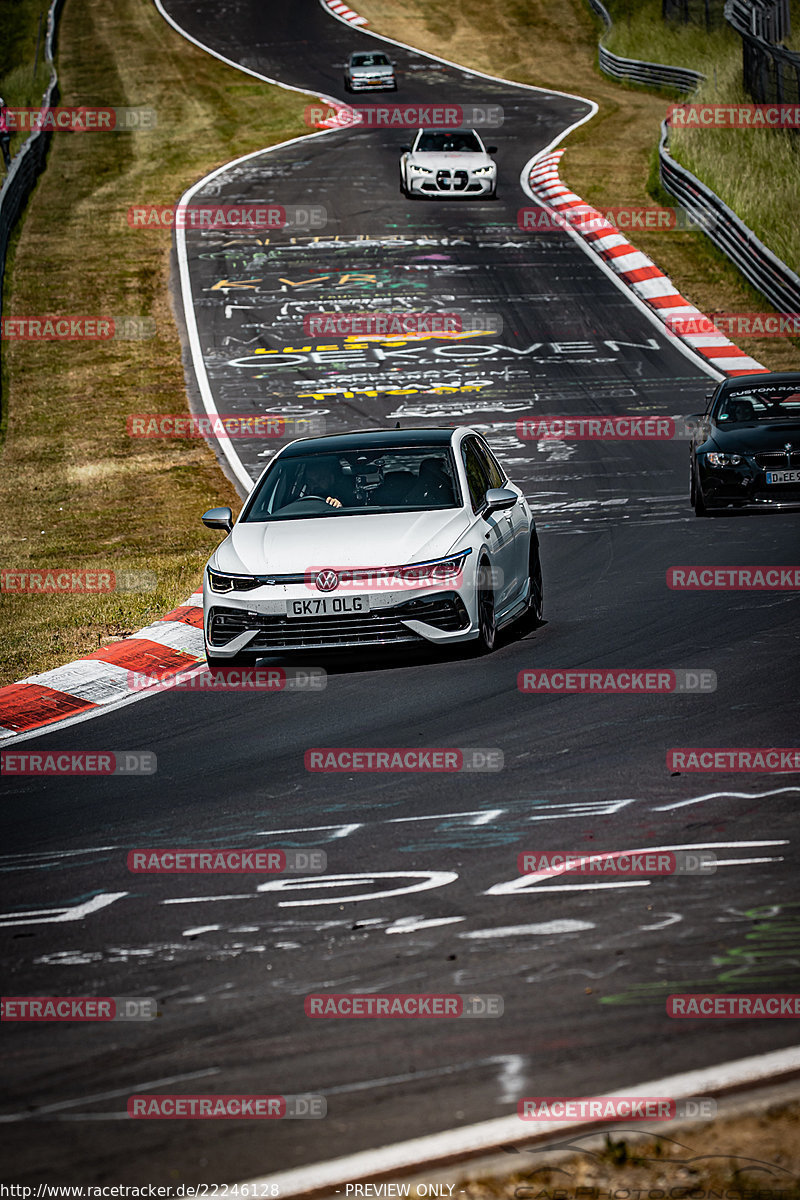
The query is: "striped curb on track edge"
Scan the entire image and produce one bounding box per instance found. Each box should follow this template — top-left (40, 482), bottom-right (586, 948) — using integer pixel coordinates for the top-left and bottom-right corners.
top-left (323, 0), bottom-right (369, 26)
top-left (0, 594), bottom-right (206, 740)
top-left (527, 150), bottom-right (768, 377)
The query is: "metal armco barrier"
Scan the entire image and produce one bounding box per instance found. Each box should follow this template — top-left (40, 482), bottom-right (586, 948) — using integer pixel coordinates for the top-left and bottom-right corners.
top-left (659, 118), bottom-right (800, 312)
top-left (725, 0), bottom-right (800, 104)
top-left (586, 0), bottom-right (705, 93)
top-left (0, 0), bottom-right (65, 418)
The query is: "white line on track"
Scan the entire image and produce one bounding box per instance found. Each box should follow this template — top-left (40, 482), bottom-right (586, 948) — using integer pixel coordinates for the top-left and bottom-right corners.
top-left (238, 1047), bottom-right (800, 1196)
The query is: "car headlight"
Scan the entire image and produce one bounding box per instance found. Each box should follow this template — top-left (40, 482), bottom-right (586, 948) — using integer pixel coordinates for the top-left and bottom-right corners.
top-left (207, 568), bottom-right (261, 593)
top-left (409, 164), bottom-right (434, 174)
top-left (394, 551), bottom-right (471, 585)
top-left (705, 452), bottom-right (743, 467)
top-left (472, 166), bottom-right (494, 175)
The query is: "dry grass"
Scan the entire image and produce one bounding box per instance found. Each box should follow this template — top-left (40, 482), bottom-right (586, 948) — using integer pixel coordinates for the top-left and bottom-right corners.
top-left (0, 0), bottom-right (310, 686)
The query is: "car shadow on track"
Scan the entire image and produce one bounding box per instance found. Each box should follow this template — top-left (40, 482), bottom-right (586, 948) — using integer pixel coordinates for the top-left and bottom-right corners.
top-left (246, 615), bottom-right (548, 678)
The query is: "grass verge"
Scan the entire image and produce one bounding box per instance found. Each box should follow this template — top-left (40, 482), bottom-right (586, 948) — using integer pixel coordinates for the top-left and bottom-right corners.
top-left (0, 0), bottom-right (310, 687)
top-left (352, 0), bottom-right (799, 371)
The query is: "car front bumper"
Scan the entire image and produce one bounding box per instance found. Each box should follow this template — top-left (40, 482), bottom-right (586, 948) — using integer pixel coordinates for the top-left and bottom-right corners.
top-left (697, 460), bottom-right (800, 510)
top-left (347, 75), bottom-right (396, 91)
top-left (405, 171), bottom-right (495, 197)
top-left (203, 582), bottom-right (478, 657)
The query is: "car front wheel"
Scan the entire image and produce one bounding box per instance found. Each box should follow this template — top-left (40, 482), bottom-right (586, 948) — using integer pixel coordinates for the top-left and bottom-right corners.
top-left (691, 460), bottom-right (707, 516)
top-left (527, 533), bottom-right (543, 622)
top-left (473, 559), bottom-right (497, 655)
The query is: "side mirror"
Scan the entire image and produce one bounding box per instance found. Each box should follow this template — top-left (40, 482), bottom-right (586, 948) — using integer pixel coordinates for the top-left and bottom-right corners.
top-left (401, 145), bottom-right (411, 153)
top-left (202, 506), bottom-right (233, 532)
top-left (487, 146), bottom-right (498, 154)
top-left (484, 487), bottom-right (517, 516)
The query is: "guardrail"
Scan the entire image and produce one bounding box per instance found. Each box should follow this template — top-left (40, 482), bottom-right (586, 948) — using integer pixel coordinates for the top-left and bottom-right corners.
top-left (586, 0), bottom-right (705, 93)
top-left (725, 0), bottom-right (800, 103)
top-left (658, 117), bottom-right (800, 312)
top-left (0, 0), bottom-right (65, 413)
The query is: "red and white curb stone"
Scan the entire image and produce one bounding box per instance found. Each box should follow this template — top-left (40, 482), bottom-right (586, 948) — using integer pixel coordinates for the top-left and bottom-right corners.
top-left (528, 150), bottom-right (768, 377)
top-left (323, 0), bottom-right (368, 26)
top-left (0, 592), bottom-right (205, 739)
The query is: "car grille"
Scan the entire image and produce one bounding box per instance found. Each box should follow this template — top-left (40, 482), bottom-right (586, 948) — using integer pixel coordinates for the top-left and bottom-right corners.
top-left (755, 450), bottom-right (800, 468)
top-left (208, 595), bottom-right (469, 651)
top-left (422, 174), bottom-right (483, 194)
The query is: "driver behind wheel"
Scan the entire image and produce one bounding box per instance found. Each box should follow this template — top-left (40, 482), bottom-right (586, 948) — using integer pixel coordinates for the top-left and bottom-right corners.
top-left (301, 457), bottom-right (344, 508)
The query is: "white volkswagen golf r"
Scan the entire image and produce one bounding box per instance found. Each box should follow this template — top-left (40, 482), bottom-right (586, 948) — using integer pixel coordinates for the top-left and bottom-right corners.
top-left (201, 427), bottom-right (542, 664)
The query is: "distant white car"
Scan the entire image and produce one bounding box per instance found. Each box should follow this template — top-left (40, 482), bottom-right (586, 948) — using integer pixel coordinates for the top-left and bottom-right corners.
top-left (400, 128), bottom-right (497, 198)
top-left (201, 427), bottom-right (542, 663)
top-left (344, 51), bottom-right (396, 92)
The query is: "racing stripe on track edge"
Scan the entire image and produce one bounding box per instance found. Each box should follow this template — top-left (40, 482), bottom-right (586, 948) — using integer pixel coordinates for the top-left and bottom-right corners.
top-left (527, 151), bottom-right (769, 377)
top-left (0, 592), bottom-right (205, 738)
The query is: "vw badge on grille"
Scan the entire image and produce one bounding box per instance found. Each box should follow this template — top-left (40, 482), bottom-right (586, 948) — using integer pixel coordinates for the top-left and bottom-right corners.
top-left (315, 569), bottom-right (339, 592)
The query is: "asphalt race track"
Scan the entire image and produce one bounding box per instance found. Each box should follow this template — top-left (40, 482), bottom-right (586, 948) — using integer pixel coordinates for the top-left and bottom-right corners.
top-left (1, 0), bottom-right (798, 1185)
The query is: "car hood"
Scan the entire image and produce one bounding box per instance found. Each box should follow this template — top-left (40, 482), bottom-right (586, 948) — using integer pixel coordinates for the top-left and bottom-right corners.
top-left (350, 65), bottom-right (393, 75)
top-left (708, 421), bottom-right (800, 452)
top-left (213, 509), bottom-right (471, 574)
top-left (409, 151), bottom-right (492, 169)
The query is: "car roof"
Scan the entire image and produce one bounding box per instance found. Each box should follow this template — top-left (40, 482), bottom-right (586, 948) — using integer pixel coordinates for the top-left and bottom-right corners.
top-left (415, 128), bottom-right (479, 136)
top-left (718, 372), bottom-right (800, 391)
top-left (279, 427), bottom-right (460, 457)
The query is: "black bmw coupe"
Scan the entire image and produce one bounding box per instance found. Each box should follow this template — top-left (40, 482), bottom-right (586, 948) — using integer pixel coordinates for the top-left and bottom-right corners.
top-left (689, 372), bottom-right (800, 515)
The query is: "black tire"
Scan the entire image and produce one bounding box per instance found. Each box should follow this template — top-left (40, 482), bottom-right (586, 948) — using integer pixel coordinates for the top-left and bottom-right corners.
top-left (527, 533), bottom-right (543, 623)
top-left (473, 559), bottom-right (497, 655)
top-left (691, 461), bottom-right (707, 517)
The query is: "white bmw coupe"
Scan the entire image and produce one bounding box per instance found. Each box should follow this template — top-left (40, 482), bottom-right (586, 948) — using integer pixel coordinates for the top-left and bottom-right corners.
top-left (400, 128), bottom-right (497, 199)
top-left (201, 427), bottom-right (541, 663)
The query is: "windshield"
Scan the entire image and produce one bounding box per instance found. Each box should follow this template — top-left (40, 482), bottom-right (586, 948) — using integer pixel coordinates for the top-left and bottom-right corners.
top-left (242, 447), bottom-right (461, 521)
top-left (416, 131), bottom-right (482, 153)
top-left (351, 53), bottom-right (390, 66)
top-left (715, 386), bottom-right (800, 423)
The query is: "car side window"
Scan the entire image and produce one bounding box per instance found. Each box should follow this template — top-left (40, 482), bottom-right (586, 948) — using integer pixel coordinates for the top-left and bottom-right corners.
top-left (473, 439), bottom-right (505, 489)
top-left (461, 439), bottom-right (491, 512)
